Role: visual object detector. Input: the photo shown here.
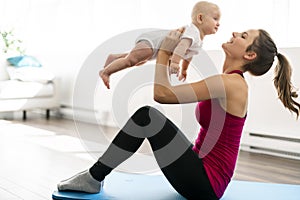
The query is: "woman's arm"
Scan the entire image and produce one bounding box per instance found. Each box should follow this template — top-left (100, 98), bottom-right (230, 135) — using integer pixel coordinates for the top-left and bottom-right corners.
top-left (154, 30), bottom-right (227, 104)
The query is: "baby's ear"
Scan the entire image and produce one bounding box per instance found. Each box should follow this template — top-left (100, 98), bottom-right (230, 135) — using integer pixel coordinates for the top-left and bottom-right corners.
top-left (197, 13), bottom-right (204, 24)
top-left (244, 51), bottom-right (257, 61)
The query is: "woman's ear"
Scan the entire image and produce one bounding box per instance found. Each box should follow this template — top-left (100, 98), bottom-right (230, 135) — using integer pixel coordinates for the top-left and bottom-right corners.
top-left (244, 51), bottom-right (257, 61)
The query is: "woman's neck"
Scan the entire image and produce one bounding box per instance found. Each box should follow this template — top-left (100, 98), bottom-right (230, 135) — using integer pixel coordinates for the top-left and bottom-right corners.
top-left (222, 58), bottom-right (245, 74)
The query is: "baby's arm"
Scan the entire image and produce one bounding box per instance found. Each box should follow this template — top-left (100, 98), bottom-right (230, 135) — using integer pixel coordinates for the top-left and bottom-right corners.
top-left (179, 57), bottom-right (192, 81)
top-left (169, 38), bottom-right (192, 75)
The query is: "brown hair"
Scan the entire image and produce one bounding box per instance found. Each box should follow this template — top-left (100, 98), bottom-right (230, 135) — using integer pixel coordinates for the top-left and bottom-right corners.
top-left (244, 29), bottom-right (300, 118)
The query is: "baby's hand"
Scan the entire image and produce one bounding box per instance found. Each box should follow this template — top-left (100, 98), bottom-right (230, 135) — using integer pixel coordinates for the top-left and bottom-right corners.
top-left (169, 62), bottom-right (180, 76)
top-left (178, 70), bottom-right (187, 81)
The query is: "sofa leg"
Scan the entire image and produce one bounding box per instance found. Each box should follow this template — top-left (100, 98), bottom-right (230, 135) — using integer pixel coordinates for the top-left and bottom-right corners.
top-left (23, 110), bottom-right (27, 120)
top-left (46, 109), bottom-right (50, 120)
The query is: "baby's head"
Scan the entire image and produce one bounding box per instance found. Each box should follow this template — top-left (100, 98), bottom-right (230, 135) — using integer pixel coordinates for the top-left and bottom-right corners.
top-left (191, 1), bottom-right (221, 36)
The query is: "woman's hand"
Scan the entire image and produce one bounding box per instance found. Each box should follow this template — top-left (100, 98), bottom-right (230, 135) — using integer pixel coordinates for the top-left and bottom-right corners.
top-left (154, 27), bottom-right (185, 103)
top-left (159, 27), bottom-right (185, 56)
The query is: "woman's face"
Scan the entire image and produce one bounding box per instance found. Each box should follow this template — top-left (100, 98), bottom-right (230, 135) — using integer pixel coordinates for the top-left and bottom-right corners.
top-left (222, 29), bottom-right (259, 59)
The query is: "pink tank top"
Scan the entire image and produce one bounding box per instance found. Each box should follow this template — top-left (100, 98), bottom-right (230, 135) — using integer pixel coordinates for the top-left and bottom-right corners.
top-left (192, 70), bottom-right (246, 198)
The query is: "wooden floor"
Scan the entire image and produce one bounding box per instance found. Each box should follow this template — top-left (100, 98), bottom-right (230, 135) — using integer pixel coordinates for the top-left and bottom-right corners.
top-left (1, 114), bottom-right (299, 199)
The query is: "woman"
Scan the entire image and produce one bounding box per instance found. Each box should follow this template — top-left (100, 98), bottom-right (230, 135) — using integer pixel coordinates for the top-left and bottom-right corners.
top-left (58, 29), bottom-right (300, 200)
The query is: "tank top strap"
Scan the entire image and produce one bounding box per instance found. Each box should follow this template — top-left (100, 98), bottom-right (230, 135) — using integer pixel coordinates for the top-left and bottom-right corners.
top-left (227, 70), bottom-right (244, 78)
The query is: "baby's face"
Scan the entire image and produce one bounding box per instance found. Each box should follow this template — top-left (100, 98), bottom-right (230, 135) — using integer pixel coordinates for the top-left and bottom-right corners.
top-left (202, 6), bottom-right (221, 35)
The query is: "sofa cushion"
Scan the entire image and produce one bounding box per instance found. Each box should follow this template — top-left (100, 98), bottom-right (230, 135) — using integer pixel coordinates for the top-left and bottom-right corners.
top-left (6, 66), bottom-right (55, 84)
top-left (0, 80), bottom-right (54, 99)
top-left (7, 55), bottom-right (42, 67)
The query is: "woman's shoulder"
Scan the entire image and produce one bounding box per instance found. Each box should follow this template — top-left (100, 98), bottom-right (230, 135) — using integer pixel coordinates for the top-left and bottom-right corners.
top-left (221, 73), bottom-right (248, 98)
top-left (203, 73), bottom-right (248, 97)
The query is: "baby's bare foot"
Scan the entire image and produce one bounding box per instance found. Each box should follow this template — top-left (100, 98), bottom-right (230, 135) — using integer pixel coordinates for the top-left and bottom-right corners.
top-left (99, 70), bottom-right (110, 89)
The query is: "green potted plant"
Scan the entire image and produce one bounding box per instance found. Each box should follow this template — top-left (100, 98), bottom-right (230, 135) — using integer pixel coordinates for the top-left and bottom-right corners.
top-left (0, 29), bottom-right (25, 80)
top-left (0, 29), bottom-right (25, 55)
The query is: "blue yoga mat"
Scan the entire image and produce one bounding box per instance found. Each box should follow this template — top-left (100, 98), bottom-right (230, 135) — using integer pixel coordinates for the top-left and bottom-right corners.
top-left (222, 180), bottom-right (300, 200)
top-left (52, 171), bottom-right (300, 200)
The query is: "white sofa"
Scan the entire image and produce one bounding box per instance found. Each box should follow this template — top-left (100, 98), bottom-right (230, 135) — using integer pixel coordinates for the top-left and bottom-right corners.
top-left (0, 59), bottom-right (59, 120)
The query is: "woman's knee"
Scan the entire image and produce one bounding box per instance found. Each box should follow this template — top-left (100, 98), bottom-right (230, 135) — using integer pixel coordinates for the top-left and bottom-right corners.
top-left (136, 105), bottom-right (152, 112)
top-left (134, 106), bottom-right (162, 117)
top-left (131, 106), bottom-right (152, 126)
top-left (131, 106), bottom-right (167, 127)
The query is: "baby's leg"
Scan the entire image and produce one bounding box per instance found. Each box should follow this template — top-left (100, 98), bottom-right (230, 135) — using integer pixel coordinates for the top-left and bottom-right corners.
top-left (104, 53), bottom-right (128, 68)
top-left (126, 41), bottom-right (153, 66)
top-left (100, 41), bottom-right (153, 89)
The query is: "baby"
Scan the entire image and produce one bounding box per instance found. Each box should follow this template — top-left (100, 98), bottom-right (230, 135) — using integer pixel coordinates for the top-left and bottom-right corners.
top-left (100, 1), bottom-right (221, 89)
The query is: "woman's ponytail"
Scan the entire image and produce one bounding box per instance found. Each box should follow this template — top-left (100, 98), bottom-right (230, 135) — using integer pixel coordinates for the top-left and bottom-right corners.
top-left (273, 53), bottom-right (300, 118)
top-left (244, 29), bottom-right (300, 119)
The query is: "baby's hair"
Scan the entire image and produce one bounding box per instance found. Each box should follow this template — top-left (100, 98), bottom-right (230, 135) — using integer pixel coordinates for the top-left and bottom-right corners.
top-left (191, 1), bottom-right (219, 24)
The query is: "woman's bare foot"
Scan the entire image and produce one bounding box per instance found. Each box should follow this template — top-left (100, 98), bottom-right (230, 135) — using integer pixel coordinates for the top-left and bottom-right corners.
top-left (99, 69), bottom-right (110, 89)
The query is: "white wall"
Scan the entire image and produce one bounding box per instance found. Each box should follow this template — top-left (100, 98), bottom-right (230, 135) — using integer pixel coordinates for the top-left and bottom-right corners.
top-left (1, 0), bottom-right (299, 108)
top-left (1, 0), bottom-right (299, 138)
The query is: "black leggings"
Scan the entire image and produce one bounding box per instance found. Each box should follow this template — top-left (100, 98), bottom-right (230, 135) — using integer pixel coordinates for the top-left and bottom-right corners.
top-left (91, 106), bottom-right (218, 200)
